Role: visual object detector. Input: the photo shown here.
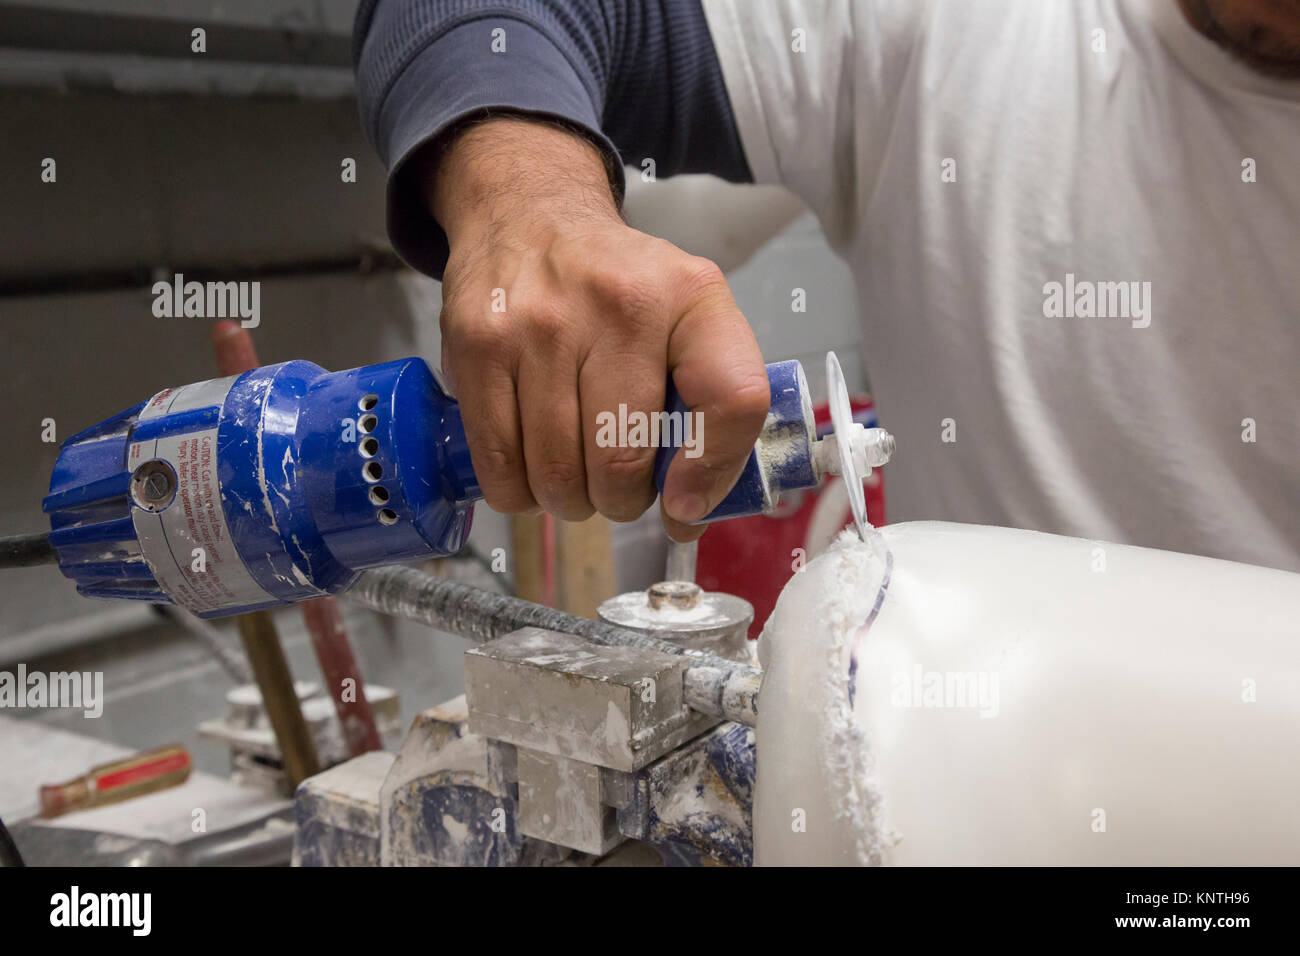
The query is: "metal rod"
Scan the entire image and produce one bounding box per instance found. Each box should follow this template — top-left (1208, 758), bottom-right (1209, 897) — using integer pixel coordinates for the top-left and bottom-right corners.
top-left (236, 611), bottom-right (321, 788)
top-left (665, 539), bottom-right (698, 583)
top-left (349, 565), bottom-right (760, 726)
top-left (0, 532), bottom-right (58, 569)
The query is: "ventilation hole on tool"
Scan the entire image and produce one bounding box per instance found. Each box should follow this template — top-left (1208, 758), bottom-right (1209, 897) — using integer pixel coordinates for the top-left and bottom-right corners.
top-left (368, 486), bottom-right (389, 505)
top-left (359, 394), bottom-right (378, 412)
top-left (359, 437), bottom-right (379, 458)
top-left (377, 508), bottom-right (398, 526)
top-left (363, 461), bottom-right (383, 482)
top-left (358, 414), bottom-right (378, 434)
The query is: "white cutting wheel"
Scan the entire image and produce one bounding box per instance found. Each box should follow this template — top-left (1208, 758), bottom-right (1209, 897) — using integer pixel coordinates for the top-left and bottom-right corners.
top-left (825, 350), bottom-right (868, 541)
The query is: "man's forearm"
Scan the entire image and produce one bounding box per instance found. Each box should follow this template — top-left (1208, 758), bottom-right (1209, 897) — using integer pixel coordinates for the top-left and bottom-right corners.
top-left (353, 0), bottom-right (750, 278)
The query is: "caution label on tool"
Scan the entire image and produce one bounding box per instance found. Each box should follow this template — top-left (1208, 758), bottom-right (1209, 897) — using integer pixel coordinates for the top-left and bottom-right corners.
top-left (129, 377), bottom-right (274, 615)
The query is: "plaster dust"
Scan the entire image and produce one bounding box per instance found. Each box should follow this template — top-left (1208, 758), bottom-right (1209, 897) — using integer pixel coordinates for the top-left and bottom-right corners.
top-left (598, 591), bottom-right (732, 627)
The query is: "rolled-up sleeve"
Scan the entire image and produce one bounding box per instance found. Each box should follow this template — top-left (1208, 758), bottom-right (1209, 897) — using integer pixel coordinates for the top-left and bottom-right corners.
top-left (353, 0), bottom-right (751, 278)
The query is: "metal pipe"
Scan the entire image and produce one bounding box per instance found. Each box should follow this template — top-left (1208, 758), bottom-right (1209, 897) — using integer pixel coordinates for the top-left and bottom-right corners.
top-left (349, 565), bottom-right (761, 726)
top-left (236, 611), bottom-right (321, 788)
top-left (0, 532), bottom-right (57, 569)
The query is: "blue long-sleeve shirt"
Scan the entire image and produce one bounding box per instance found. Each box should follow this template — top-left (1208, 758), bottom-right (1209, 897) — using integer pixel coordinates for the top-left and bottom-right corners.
top-left (352, 0), bottom-right (750, 278)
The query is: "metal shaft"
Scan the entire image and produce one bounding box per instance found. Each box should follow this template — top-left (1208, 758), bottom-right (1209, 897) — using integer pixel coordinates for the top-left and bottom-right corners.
top-left (349, 565), bottom-right (761, 727)
top-left (664, 538), bottom-right (698, 583)
top-left (0, 532), bottom-right (57, 569)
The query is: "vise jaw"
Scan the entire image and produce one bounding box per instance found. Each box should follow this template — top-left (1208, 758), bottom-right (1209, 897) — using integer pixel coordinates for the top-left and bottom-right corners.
top-left (465, 627), bottom-right (719, 855)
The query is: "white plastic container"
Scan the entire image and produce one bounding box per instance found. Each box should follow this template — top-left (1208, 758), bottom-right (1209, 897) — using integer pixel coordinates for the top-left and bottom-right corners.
top-left (754, 522), bottom-right (1300, 865)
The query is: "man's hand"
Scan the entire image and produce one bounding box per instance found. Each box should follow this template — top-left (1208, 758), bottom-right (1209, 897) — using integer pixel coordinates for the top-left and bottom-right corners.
top-left (423, 117), bottom-right (769, 541)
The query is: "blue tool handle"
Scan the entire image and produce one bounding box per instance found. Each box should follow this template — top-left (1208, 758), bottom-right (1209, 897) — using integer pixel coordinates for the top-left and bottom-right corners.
top-left (653, 361), bottom-right (817, 523)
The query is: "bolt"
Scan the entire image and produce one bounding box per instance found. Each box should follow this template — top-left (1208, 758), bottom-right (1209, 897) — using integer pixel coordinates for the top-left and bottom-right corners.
top-left (132, 461), bottom-right (176, 510)
top-left (143, 472), bottom-right (171, 500)
top-left (648, 580), bottom-right (702, 610)
top-left (865, 428), bottom-right (895, 467)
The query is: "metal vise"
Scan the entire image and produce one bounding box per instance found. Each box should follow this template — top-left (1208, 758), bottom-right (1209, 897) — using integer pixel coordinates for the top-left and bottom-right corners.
top-left (294, 575), bottom-right (759, 867)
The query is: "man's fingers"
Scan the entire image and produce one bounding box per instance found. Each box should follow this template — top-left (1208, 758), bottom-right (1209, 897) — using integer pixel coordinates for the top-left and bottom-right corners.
top-left (452, 358), bottom-right (537, 514)
top-left (518, 347), bottom-right (595, 521)
top-left (441, 242), bottom-right (767, 534)
top-left (659, 499), bottom-right (709, 543)
top-left (580, 350), bottom-right (663, 522)
top-left (661, 261), bottom-right (769, 526)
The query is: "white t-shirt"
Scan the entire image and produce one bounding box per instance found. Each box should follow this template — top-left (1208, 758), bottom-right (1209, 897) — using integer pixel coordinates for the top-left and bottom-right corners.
top-left (703, 0), bottom-right (1300, 571)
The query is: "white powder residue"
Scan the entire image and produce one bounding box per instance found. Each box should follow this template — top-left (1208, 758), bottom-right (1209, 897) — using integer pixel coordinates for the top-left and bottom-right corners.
top-left (819, 530), bottom-right (901, 865)
top-left (599, 591), bottom-right (729, 627)
top-left (441, 813), bottom-right (469, 844)
top-left (253, 380), bottom-right (281, 536)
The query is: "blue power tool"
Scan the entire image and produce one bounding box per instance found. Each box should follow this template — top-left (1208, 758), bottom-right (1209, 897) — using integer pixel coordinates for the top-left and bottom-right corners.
top-left (44, 352), bottom-right (892, 618)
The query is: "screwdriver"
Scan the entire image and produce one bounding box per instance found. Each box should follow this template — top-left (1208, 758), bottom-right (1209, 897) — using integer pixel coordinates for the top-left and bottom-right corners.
top-left (39, 744), bottom-right (192, 818)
